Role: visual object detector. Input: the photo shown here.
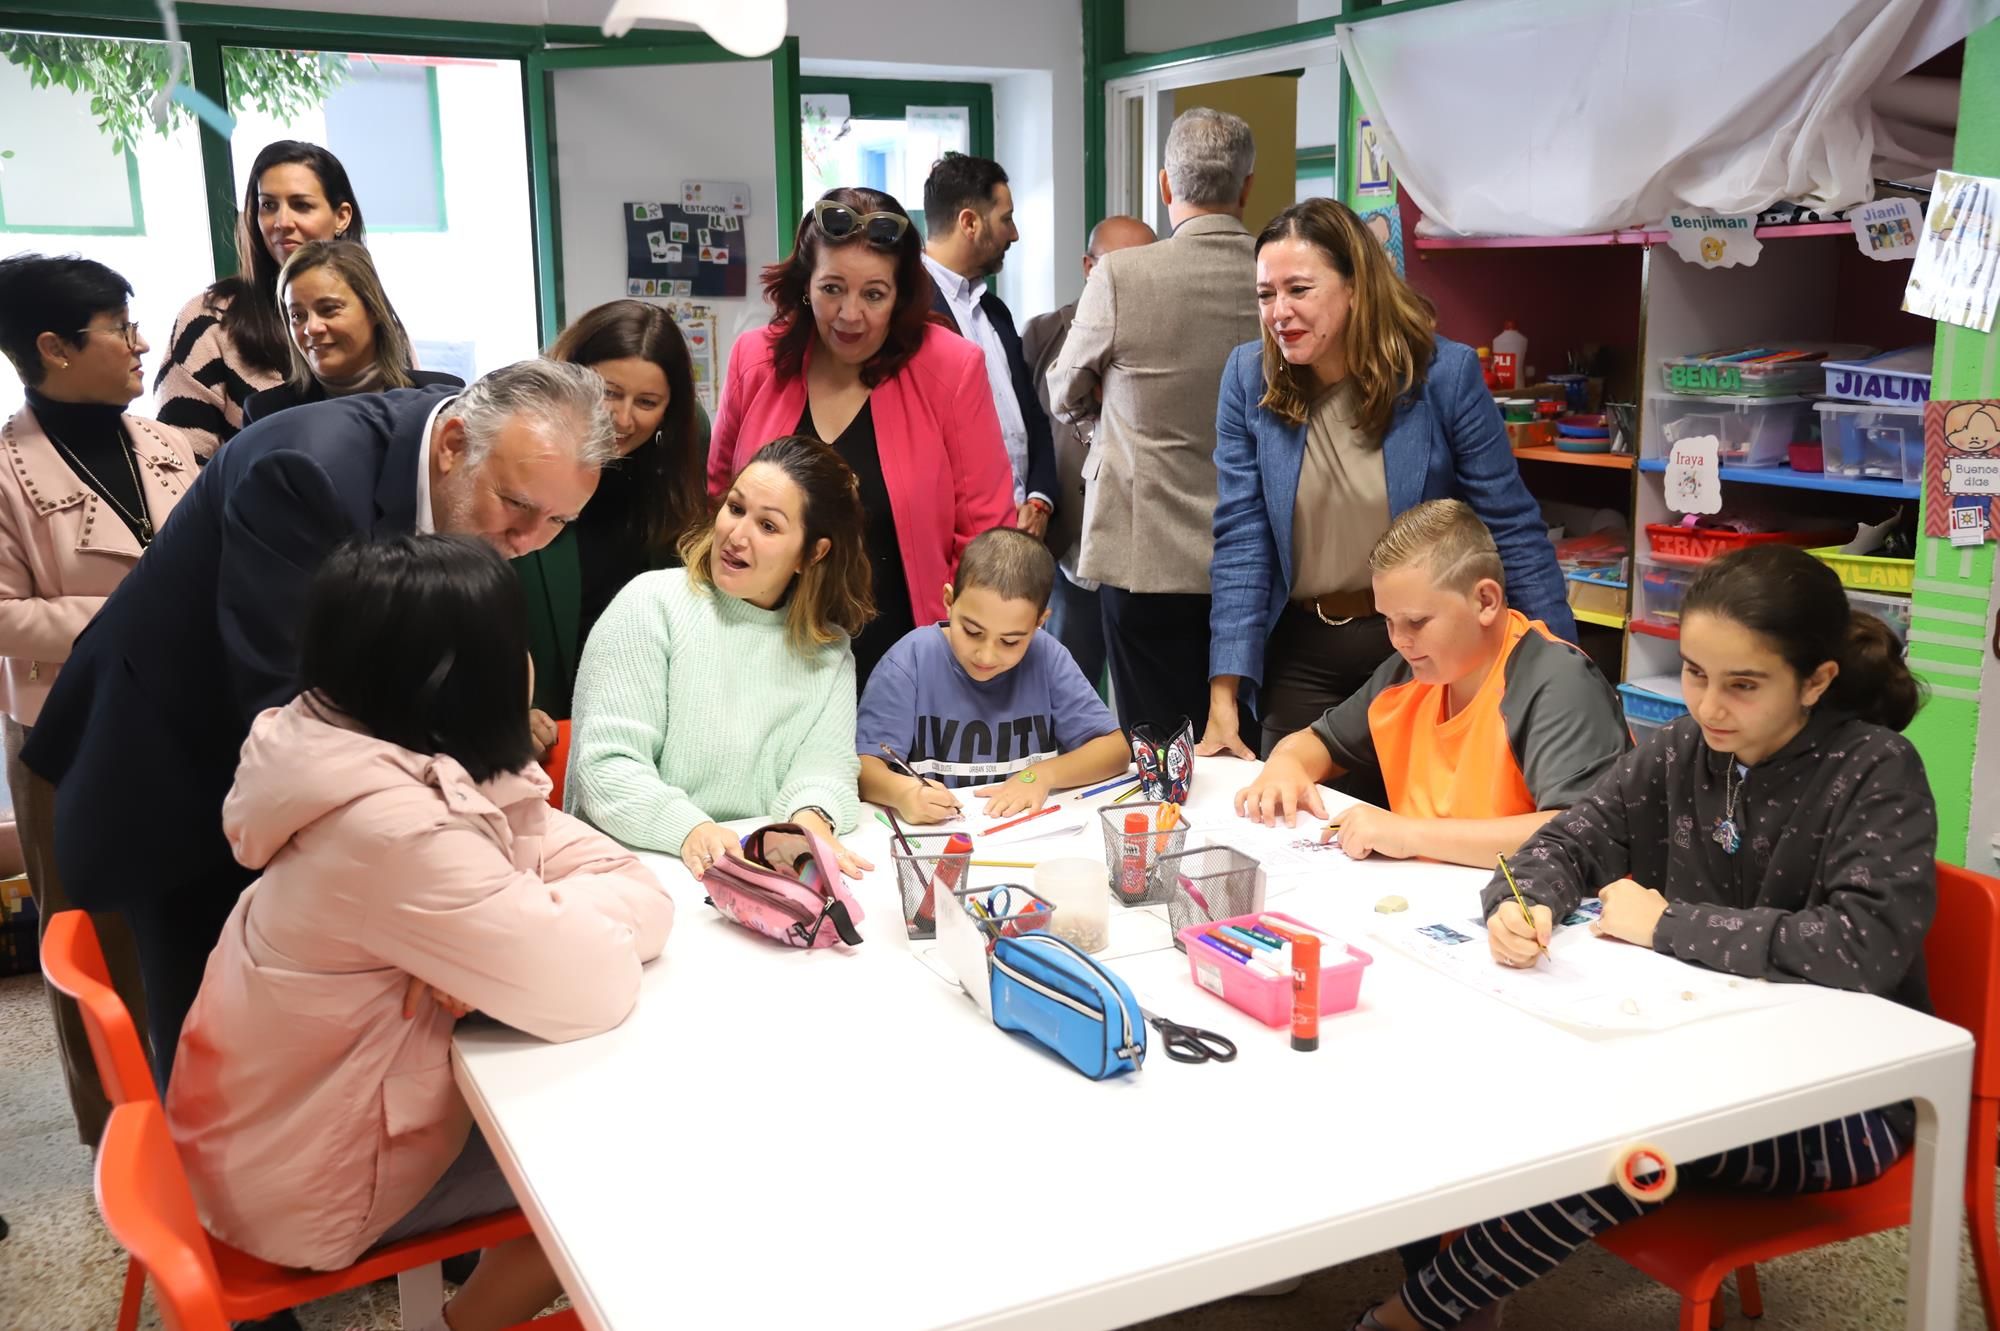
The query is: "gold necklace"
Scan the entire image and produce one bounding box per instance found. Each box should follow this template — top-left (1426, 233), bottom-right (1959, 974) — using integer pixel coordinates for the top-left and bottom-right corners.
top-left (38, 419), bottom-right (153, 545)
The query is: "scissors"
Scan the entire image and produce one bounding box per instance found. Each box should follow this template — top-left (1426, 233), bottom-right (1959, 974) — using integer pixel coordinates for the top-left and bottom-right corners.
top-left (1143, 1009), bottom-right (1237, 1064)
top-left (971, 885), bottom-right (1051, 940)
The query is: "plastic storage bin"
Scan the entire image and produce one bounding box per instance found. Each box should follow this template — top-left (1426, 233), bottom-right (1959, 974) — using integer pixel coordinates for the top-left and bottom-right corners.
top-left (1848, 588), bottom-right (1913, 640)
top-left (1619, 679), bottom-right (1690, 727)
top-left (1660, 343), bottom-right (1873, 397)
top-left (1821, 345), bottom-right (1933, 406)
top-left (1646, 522), bottom-right (1854, 567)
top-left (1643, 394), bottom-right (1814, 467)
top-left (1808, 546), bottom-right (1916, 594)
top-left (1637, 562), bottom-right (1696, 628)
top-left (1177, 910), bottom-right (1372, 1029)
top-left (1815, 401), bottom-right (1924, 483)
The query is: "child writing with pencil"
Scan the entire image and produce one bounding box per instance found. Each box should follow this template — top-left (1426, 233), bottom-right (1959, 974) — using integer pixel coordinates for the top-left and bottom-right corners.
top-left (1236, 499), bottom-right (1628, 868)
top-left (1352, 544), bottom-right (1937, 1331)
top-left (857, 528), bottom-right (1127, 823)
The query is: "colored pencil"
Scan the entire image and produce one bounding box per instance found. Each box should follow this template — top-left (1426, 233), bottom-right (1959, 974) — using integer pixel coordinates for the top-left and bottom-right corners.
top-left (1497, 853), bottom-right (1549, 965)
top-left (971, 859), bottom-right (1037, 869)
top-left (985, 803), bottom-right (1062, 836)
top-left (1076, 774), bottom-right (1138, 799)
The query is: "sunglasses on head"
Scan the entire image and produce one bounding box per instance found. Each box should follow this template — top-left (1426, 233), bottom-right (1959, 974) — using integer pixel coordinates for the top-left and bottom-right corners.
top-left (812, 198), bottom-right (909, 247)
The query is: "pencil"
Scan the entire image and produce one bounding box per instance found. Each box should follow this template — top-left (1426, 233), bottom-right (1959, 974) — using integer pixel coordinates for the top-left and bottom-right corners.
top-left (1076, 774), bottom-right (1137, 799)
top-left (985, 803), bottom-right (1062, 836)
top-left (1110, 783), bottom-right (1144, 804)
top-left (883, 807), bottom-right (915, 858)
top-left (1497, 853), bottom-right (1549, 964)
top-left (971, 859), bottom-right (1037, 869)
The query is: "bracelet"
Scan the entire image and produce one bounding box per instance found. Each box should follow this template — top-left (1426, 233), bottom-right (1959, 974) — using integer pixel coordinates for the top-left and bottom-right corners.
top-left (1015, 768), bottom-right (1038, 784)
top-left (1026, 497), bottom-right (1052, 514)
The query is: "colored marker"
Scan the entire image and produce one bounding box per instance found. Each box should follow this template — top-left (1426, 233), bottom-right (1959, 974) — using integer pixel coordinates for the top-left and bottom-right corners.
top-left (1218, 924), bottom-right (1280, 953)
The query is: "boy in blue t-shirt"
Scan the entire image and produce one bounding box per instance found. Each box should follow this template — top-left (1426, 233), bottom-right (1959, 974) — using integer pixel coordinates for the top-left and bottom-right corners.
top-left (858, 528), bottom-right (1127, 823)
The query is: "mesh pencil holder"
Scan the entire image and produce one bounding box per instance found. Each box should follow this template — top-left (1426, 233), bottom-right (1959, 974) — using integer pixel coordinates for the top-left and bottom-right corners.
top-left (890, 831), bottom-right (973, 940)
top-left (1158, 845), bottom-right (1262, 948)
top-left (1098, 801), bottom-right (1193, 906)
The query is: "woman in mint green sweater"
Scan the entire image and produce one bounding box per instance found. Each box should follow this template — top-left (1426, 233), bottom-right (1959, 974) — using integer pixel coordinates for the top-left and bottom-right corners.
top-left (568, 436), bottom-right (877, 881)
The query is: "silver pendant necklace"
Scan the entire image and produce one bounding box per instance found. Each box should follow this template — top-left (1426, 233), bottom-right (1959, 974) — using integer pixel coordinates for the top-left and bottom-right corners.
top-left (1712, 760), bottom-right (1744, 855)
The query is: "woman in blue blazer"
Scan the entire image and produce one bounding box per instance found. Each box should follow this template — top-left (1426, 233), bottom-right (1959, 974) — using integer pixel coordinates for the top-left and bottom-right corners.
top-left (1200, 199), bottom-right (1574, 762)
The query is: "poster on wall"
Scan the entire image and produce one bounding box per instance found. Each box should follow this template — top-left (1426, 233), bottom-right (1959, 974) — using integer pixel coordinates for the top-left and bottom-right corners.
top-left (1923, 399), bottom-right (2000, 543)
top-left (1903, 171), bottom-right (2000, 333)
top-left (624, 201), bottom-right (746, 300)
top-left (1356, 202), bottom-right (1404, 276)
top-left (668, 303), bottom-right (719, 416)
top-left (1356, 117), bottom-right (1392, 198)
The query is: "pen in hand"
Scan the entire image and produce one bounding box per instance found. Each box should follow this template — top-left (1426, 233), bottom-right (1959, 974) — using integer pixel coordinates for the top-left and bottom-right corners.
top-left (1497, 853), bottom-right (1550, 966)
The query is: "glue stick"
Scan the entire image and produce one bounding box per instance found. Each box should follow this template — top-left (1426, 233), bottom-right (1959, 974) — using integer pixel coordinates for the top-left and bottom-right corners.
top-left (1118, 813), bottom-right (1149, 903)
top-left (1291, 933), bottom-right (1321, 1052)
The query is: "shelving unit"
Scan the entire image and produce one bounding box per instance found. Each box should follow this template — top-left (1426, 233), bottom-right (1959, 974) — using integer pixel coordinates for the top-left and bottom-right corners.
top-left (1406, 201), bottom-right (1934, 708)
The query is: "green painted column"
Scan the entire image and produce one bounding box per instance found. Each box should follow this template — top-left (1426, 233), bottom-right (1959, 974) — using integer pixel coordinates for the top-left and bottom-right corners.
top-left (1907, 17), bottom-right (2000, 867)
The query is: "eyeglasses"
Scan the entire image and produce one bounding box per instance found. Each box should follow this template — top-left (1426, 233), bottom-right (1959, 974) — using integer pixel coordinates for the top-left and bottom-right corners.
top-left (74, 321), bottom-right (142, 350)
top-left (812, 198), bottom-right (909, 248)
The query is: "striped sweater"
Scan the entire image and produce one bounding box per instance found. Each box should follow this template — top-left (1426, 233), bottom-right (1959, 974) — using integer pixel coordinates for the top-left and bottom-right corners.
top-left (153, 290), bottom-right (285, 460)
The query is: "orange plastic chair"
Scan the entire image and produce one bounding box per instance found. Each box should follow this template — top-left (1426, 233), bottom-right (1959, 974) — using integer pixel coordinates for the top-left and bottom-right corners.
top-left (540, 718), bottom-right (573, 810)
top-left (44, 909), bottom-right (535, 1331)
top-left (98, 1101), bottom-right (579, 1331)
top-left (1595, 861), bottom-right (2000, 1331)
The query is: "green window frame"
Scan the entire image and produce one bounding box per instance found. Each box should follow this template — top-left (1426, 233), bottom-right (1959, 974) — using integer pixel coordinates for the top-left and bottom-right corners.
top-left (797, 74), bottom-right (993, 236)
top-left (1295, 143), bottom-right (1337, 200)
top-left (0, 139), bottom-right (146, 235)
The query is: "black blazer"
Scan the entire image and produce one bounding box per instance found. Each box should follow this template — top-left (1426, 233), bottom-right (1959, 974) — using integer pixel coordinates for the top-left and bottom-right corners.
top-left (23, 385), bottom-right (459, 911)
top-left (926, 279), bottom-right (1058, 507)
top-left (242, 368), bottom-right (464, 425)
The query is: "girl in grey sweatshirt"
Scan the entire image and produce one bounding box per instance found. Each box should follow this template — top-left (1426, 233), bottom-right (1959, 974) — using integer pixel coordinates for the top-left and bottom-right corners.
top-left (1357, 544), bottom-right (1938, 1331)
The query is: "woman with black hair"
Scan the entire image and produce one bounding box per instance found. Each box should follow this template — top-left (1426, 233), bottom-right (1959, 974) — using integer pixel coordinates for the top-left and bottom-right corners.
top-left (1353, 543), bottom-right (1937, 1331)
top-left (0, 253), bottom-right (198, 1147)
top-left (166, 533), bottom-right (669, 1331)
top-left (519, 299), bottom-right (709, 732)
top-left (154, 140), bottom-right (365, 456)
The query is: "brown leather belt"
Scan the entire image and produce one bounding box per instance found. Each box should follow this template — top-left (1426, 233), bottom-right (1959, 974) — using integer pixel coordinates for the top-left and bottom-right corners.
top-left (1295, 589), bottom-right (1377, 625)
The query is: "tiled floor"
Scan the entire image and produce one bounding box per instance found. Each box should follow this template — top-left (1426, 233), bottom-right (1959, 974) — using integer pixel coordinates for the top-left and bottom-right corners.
top-left (0, 971), bottom-right (1988, 1330)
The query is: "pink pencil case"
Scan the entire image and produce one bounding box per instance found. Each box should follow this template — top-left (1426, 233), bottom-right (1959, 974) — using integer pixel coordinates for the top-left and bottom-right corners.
top-left (1175, 910), bottom-right (1372, 1028)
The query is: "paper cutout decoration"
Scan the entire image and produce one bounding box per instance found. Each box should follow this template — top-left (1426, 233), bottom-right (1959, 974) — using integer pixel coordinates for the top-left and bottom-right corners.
top-left (1904, 171), bottom-right (2000, 332)
top-left (1850, 197), bottom-right (1922, 262)
top-left (1663, 434), bottom-right (1723, 515)
top-left (1356, 118), bottom-right (1391, 198)
top-left (625, 201), bottom-right (745, 299)
top-left (1356, 202), bottom-right (1404, 277)
top-left (1923, 400), bottom-right (2000, 539)
top-left (1658, 214), bottom-right (1763, 269)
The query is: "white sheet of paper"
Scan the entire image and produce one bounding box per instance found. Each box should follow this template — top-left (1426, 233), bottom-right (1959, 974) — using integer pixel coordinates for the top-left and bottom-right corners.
top-left (1204, 815), bottom-right (1348, 876)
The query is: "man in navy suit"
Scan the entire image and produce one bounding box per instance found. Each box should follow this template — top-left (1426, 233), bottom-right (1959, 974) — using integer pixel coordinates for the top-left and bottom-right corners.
top-left (24, 359), bottom-right (616, 1083)
top-left (920, 152), bottom-right (1058, 539)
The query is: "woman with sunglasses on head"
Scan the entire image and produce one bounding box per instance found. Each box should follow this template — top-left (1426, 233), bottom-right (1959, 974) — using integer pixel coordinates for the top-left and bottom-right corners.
top-left (0, 254), bottom-right (199, 1148)
top-left (155, 141), bottom-right (365, 458)
top-left (518, 300), bottom-right (708, 746)
top-left (708, 187), bottom-right (1014, 686)
top-left (240, 240), bottom-right (462, 424)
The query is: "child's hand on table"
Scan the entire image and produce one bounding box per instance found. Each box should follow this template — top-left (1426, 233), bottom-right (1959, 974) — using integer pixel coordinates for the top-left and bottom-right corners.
top-left (1487, 901), bottom-right (1552, 968)
top-left (1233, 756), bottom-right (1328, 826)
top-left (1591, 878), bottom-right (1669, 948)
top-left (1327, 804), bottom-right (1415, 860)
top-left (975, 770), bottom-right (1051, 819)
top-left (895, 776), bottom-right (963, 825)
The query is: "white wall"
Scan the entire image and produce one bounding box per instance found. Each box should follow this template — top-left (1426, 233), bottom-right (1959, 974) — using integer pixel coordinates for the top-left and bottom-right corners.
top-left (1124, 0), bottom-right (1304, 53)
top-left (549, 59), bottom-right (777, 382)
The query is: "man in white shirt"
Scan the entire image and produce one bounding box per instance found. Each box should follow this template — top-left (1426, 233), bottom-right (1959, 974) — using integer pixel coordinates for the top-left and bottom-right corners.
top-left (920, 153), bottom-right (1057, 539)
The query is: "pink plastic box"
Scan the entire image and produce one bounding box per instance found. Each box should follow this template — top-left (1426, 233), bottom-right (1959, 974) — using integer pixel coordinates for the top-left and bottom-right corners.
top-left (1175, 910), bottom-right (1373, 1028)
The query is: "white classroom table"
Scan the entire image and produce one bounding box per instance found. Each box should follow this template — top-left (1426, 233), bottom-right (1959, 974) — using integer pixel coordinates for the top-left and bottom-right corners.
top-left (453, 756), bottom-right (1973, 1331)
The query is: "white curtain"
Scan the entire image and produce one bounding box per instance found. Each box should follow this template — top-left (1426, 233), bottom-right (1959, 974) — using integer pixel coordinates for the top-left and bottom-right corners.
top-left (1340, 0), bottom-right (1997, 237)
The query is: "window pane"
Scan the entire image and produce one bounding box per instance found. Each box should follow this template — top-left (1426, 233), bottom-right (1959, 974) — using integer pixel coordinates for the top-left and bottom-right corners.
top-left (0, 30), bottom-right (215, 413)
top-left (798, 100), bottom-right (970, 226)
top-left (225, 49), bottom-right (538, 380)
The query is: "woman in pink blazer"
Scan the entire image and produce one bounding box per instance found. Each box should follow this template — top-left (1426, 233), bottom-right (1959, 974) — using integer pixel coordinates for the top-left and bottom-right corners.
top-left (709, 186), bottom-right (1015, 684)
top-left (167, 535), bottom-right (671, 1331)
top-left (0, 254), bottom-right (198, 1148)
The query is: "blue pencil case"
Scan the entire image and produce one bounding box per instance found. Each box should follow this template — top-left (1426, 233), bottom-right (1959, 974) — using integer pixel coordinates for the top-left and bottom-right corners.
top-left (989, 931), bottom-right (1147, 1079)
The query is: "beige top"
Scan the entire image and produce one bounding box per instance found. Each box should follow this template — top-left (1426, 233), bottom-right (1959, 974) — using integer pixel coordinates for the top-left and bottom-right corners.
top-left (1290, 379), bottom-right (1390, 599)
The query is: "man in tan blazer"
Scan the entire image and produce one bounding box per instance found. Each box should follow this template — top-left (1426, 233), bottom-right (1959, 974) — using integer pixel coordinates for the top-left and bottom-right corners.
top-left (1046, 108), bottom-right (1260, 732)
top-left (1021, 214), bottom-right (1155, 691)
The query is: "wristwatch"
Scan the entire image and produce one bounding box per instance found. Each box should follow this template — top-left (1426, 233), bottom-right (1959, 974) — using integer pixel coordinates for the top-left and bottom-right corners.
top-left (793, 805), bottom-right (835, 829)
